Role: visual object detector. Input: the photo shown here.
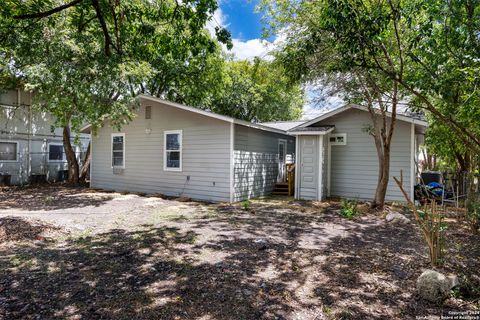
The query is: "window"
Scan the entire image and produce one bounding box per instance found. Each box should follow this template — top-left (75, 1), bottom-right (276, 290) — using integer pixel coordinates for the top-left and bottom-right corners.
top-left (329, 133), bottom-right (347, 145)
top-left (164, 130), bottom-right (182, 171)
top-left (112, 133), bottom-right (125, 168)
top-left (0, 141), bottom-right (18, 161)
top-left (48, 143), bottom-right (65, 161)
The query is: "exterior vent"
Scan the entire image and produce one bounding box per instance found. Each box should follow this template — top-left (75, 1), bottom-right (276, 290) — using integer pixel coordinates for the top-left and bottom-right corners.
top-left (145, 106), bottom-right (152, 119)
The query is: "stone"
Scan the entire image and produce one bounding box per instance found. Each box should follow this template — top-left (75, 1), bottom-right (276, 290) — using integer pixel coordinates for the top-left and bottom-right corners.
top-left (447, 274), bottom-right (460, 289)
top-left (385, 211), bottom-right (410, 224)
top-left (417, 269), bottom-right (451, 303)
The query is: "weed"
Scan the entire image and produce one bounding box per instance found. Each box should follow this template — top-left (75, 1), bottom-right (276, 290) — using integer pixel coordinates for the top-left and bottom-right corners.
top-left (340, 199), bottom-right (358, 219)
top-left (241, 200), bottom-right (251, 211)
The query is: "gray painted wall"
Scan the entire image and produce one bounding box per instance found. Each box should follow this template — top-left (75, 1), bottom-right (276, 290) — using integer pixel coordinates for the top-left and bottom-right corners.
top-left (233, 124), bottom-right (294, 201)
top-left (0, 90), bottom-right (89, 185)
top-left (317, 108), bottom-right (412, 201)
top-left (91, 99), bottom-right (232, 202)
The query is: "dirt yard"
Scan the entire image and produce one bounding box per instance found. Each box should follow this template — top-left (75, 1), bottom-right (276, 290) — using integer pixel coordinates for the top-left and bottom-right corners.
top-left (0, 185), bottom-right (479, 319)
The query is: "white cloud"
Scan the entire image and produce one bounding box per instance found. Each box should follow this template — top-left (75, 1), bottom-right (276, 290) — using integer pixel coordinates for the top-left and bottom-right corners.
top-left (230, 38), bottom-right (272, 60)
top-left (206, 7), bottom-right (279, 61)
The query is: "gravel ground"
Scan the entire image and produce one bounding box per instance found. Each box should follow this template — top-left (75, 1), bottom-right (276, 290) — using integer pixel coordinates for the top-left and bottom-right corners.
top-left (0, 184), bottom-right (478, 320)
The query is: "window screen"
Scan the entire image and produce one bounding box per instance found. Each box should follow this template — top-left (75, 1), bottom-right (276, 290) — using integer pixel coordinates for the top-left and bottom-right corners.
top-left (49, 144), bottom-right (64, 161)
top-left (164, 131), bottom-right (182, 170)
top-left (112, 134), bottom-right (125, 167)
top-left (0, 142), bottom-right (17, 161)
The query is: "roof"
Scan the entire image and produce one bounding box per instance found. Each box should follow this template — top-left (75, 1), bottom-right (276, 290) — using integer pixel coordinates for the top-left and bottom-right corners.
top-left (295, 104), bottom-right (428, 129)
top-left (289, 126), bottom-right (335, 135)
top-left (81, 95), bottom-right (290, 135)
top-left (260, 120), bottom-right (307, 131)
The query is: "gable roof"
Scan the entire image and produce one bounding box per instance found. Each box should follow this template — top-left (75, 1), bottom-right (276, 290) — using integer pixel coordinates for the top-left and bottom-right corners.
top-left (82, 95), bottom-right (290, 135)
top-left (294, 104), bottom-right (428, 130)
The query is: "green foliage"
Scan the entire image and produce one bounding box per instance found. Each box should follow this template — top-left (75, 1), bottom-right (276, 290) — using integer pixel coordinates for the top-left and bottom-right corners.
top-left (0, 0), bottom-right (232, 132)
top-left (261, 0), bottom-right (480, 152)
top-left (241, 200), bottom-right (252, 211)
top-left (340, 199), bottom-right (358, 219)
top-left (467, 193), bottom-right (480, 233)
top-left (208, 58), bottom-right (303, 122)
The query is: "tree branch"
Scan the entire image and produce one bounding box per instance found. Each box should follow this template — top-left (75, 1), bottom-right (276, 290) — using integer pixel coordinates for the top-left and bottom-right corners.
top-left (14, 0), bottom-right (84, 19)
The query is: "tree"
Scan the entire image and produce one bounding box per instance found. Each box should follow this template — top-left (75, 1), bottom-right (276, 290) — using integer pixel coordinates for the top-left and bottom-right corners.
top-left (0, 0), bottom-right (231, 184)
top-left (209, 58), bottom-right (303, 122)
top-left (260, 0), bottom-right (405, 208)
top-left (261, 0), bottom-right (480, 207)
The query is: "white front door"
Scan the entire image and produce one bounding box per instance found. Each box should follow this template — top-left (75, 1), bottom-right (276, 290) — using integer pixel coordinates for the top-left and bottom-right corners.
top-left (278, 139), bottom-right (287, 182)
top-left (298, 136), bottom-right (319, 200)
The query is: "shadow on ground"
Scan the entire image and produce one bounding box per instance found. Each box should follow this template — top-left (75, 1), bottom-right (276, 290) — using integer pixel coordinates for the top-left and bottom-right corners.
top-left (0, 185), bottom-right (113, 210)
top-left (0, 199), bottom-right (478, 319)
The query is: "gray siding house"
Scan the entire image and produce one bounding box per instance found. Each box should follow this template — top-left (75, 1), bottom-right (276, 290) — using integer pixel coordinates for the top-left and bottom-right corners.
top-left (87, 96), bottom-right (425, 203)
top-left (0, 89), bottom-right (90, 185)
top-left (87, 95), bottom-right (295, 202)
top-left (283, 105), bottom-right (427, 202)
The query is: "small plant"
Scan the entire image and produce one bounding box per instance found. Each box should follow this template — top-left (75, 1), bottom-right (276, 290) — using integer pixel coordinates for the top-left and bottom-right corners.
top-left (241, 200), bottom-right (251, 211)
top-left (340, 199), bottom-right (358, 219)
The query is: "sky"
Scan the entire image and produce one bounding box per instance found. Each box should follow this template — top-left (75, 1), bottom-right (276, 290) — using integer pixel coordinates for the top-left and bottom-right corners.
top-left (206, 0), bottom-right (275, 61)
top-left (207, 0), bottom-right (343, 119)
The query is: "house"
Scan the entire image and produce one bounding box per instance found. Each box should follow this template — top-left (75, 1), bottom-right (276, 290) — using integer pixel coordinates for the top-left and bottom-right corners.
top-left (84, 95), bottom-right (295, 202)
top-left (279, 104), bottom-right (427, 202)
top-left (0, 89), bottom-right (90, 185)
top-left (85, 95), bottom-right (426, 203)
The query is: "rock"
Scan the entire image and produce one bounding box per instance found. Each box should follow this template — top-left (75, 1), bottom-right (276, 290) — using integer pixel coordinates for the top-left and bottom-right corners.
top-left (447, 274), bottom-right (460, 289)
top-left (385, 211), bottom-right (410, 224)
top-left (417, 269), bottom-right (451, 303)
top-left (242, 289), bottom-right (252, 296)
top-left (254, 239), bottom-right (268, 251)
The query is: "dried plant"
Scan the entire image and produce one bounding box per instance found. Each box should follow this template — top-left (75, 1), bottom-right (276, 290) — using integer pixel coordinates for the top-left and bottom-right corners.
top-left (394, 170), bottom-right (445, 267)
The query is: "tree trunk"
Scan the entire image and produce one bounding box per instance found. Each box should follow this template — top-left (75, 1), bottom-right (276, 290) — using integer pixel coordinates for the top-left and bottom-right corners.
top-left (373, 148), bottom-right (391, 209)
top-left (79, 142), bottom-right (92, 183)
top-left (79, 142), bottom-right (91, 183)
top-left (63, 125), bottom-right (79, 185)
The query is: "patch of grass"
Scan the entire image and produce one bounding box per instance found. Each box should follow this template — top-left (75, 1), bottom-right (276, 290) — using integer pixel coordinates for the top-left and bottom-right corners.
top-left (340, 199), bottom-right (358, 219)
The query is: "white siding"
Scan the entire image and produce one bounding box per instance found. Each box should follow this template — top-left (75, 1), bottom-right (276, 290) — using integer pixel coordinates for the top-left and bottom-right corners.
top-left (233, 125), bottom-right (295, 201)
top-left (317, 109), bottom-right (412, 202)
top-left (91, 99), bottom-right (231, 202)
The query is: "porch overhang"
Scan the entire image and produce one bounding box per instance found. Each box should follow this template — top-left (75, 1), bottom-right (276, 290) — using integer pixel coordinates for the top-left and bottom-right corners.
top-left (288, 126), bottom-right (334, 135)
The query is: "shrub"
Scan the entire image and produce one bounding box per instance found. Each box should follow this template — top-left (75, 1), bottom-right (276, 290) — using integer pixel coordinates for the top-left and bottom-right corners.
top-left (340, 199), bottom-right (358, 219)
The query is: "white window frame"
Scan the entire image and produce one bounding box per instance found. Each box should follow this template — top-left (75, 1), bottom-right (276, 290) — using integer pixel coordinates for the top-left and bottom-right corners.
top-left (164, 130), bottom-right (182, 172)
top-left (111, 133), bottom-right (125, 169)
top-left (0, 140), bottom-right (19, 162)
top-left (329, 133), bottom-right (347, 146)
top-left (47, 142), bottom-right (66, 162)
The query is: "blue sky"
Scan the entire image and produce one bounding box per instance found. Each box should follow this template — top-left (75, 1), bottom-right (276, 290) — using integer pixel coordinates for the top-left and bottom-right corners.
top-left (218, 0), bottom-right (266, 41)
top-left (207, 1), bottom-right (342, 118)
top-left (206, 0), bottom-right (275, 60)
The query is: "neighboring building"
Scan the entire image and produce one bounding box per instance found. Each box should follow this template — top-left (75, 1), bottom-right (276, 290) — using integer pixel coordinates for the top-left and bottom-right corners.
top-left (280, 104), bottom-right (427, 202)
top-left (0, 89), bottom-right (90, 185)
top-left (86, 95), bottom-right (426, 203)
